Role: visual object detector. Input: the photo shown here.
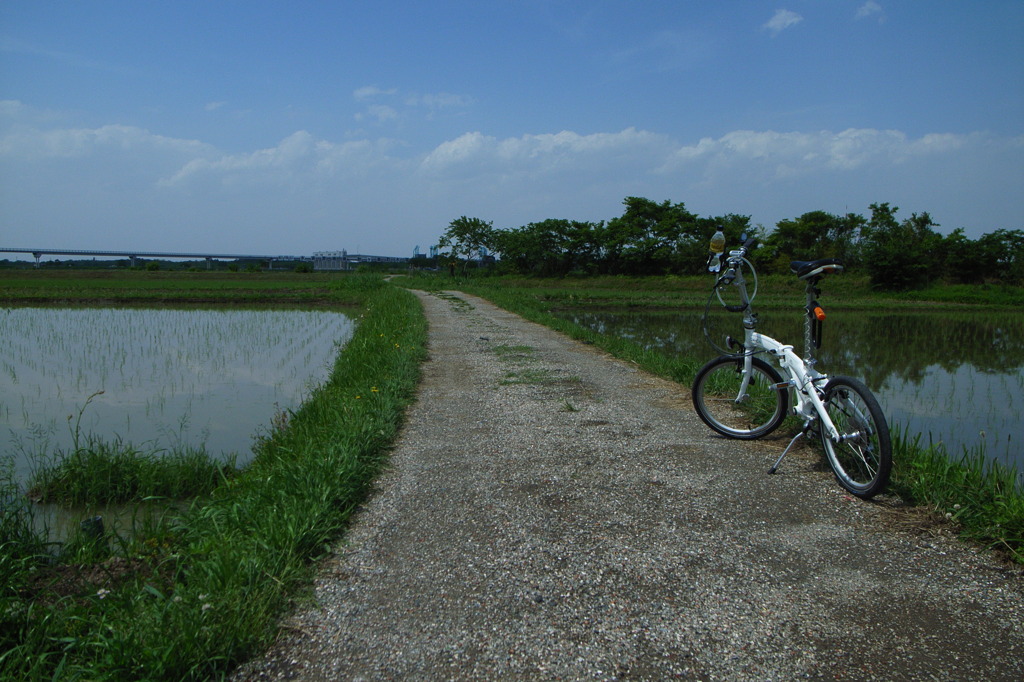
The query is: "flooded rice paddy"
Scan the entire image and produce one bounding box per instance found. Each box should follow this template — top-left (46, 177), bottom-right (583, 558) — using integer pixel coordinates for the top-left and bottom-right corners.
top-left (1, 307), bottom-right (354, 485)
top-left (3, 303), bottom-right (1019, 491)
top-left (556, 307), bottom-right (1023, 474)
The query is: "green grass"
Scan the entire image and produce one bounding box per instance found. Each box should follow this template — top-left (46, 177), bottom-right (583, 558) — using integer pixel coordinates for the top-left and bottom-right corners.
top-left (902, 283), bottom-right (1024, 307)
top-left (439, 278), bottom-right (703, 386)
top-left (27, 438), bottom-right (236, 506)
top-left (1, 273), bottom-right (427, 680)
top-left (0, 269), bottom-right (363, 306)
top-left (403, 270), bottom-right (1022, 310)
top-left (890, 429), bottom-right (1023, 561)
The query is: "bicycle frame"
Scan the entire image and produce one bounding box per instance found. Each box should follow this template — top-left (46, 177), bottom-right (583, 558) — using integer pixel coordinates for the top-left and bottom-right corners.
top-left (716, 248), bottom-right (842, 444)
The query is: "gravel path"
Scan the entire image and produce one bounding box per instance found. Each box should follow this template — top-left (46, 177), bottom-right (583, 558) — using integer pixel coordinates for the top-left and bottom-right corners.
top-left (233, 290), bottom-right (1023, 681)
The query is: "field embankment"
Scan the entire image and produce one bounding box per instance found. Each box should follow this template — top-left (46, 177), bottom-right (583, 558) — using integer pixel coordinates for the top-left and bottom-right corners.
top-left (0, 269), bottom-right (357, 306)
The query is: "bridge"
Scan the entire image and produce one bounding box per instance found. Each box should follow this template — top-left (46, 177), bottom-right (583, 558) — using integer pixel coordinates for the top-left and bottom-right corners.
top-left (0, 248), bottom-right (410, 270)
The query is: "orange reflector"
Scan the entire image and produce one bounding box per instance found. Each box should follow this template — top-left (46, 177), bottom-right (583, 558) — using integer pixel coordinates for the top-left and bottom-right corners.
top-left (814, 306), bottom-right (826, 321)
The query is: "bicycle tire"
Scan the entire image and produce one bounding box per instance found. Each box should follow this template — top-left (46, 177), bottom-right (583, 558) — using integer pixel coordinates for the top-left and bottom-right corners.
top-left (818, 376), bottom-right (892, 498)
top-left (692, 355), bottom-right (789, 440)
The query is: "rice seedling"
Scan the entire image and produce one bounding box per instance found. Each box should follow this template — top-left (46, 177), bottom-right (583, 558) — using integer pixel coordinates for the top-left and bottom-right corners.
top-left (2, 307), bottom-right (355, 485)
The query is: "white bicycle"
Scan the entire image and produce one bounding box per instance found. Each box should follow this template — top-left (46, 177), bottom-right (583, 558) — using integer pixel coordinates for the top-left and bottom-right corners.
top-left (691, 235), bottom-right (892, 499)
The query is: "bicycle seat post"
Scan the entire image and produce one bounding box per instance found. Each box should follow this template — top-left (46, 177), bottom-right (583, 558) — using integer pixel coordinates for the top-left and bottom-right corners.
top-left (790, 258), bottom-right (843, 367)
top-left (804, 279), bottom-right (818, 366)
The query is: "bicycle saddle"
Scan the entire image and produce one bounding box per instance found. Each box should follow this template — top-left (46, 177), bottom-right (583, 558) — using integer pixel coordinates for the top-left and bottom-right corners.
top-left (790, 258), bottom-right (844, 280)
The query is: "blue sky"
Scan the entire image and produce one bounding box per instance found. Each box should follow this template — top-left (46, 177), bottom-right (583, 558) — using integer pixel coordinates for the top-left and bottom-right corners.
top-left (2, 0), bottom-right (1022, 257)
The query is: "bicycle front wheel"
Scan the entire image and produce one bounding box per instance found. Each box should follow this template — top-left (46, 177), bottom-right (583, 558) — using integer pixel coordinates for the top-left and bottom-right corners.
top-left (692, 355), bottom-right (789, 440)
top-left (819, 376), bottom-right (892, 498)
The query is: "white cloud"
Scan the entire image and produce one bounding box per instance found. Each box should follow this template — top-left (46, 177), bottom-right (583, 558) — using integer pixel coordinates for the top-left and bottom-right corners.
top-left (763, 9), bottom-right (803, 36)
top-left (0, 120), bottom-right (211, 161)
top-left (0, 37), bottom-right (136, 75)
top-left (420, 131), bottom-right (491, 171)
top-left (205, 101), bottom-right (226, 111)
top-left (2, 104), bottom-right (1021, 254)
top-left (353, 86), bottom-right (397, 101)
top-left (661, 128), bottom-right (969, 178)
top-left (0, 99), bottom-right (28, 117)
top-left (609, 28), bottom-right (713, 73)
top-left (419, 128), bottom-right (668, 180)
top-left (355, 104), bottom-right (399, 124)
top-left (856, 2), bottom-right (885, 22)
top-left (160, 131), bottom-right (400, 187)
top-left (407, 92), bottom-right (475, 110)
top-left (353, 87), bottom-right (472, 125)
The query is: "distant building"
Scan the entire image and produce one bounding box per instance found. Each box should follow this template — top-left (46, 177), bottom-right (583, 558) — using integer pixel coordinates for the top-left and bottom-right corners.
top-left (312, 250), bottom-right (409, 271)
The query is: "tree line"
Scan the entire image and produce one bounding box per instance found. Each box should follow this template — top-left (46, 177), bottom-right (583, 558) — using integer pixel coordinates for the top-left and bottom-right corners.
top-left (434, 197), bottom-right (1024, 290)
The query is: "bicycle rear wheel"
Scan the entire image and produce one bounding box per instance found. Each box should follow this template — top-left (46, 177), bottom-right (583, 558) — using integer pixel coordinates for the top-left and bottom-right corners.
top-left (692, 355), bottom-right (789, 440)
top-left (818, 376), bottom-right (892, 498)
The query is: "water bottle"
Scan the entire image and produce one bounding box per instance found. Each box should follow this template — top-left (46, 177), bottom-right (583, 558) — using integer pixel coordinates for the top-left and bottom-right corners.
top-left (709, 229), bottom-right (725, 254)
top-left (708, 229), bottom-right (725, 272)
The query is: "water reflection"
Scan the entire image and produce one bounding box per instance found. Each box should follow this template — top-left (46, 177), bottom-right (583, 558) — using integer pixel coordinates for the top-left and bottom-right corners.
top-left (556, 308), bottom-right (1023, 472)
top-left (1, 307), bottom-right (354, 484)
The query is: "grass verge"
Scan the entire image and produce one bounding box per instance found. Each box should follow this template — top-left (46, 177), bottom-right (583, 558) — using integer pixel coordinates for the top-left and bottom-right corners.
top-left (1, 275), bottom-right (427, 680)
top-left (889, 429), bottom-right (1023, 560)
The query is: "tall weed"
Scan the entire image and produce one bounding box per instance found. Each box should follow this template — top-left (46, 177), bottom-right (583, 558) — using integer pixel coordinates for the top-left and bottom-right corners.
top-left (890, 428), bottom-right (1023, 561)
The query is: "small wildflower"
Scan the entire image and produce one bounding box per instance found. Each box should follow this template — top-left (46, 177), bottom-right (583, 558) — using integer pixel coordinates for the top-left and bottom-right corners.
top-left (371, 387), bottom-right (379, 393)
top-left (355, 395), bottom-right (361, 400)
top-left (394, 343), bottom-right (400, 348)
top-left (201, 602), bottom-right (213, 612)
top-left (96, 588), bottom-right (111, 600)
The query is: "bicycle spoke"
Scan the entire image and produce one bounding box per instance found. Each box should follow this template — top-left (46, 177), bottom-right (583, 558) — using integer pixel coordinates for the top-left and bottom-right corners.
top-left (819, 377), bottom-right (892, 498)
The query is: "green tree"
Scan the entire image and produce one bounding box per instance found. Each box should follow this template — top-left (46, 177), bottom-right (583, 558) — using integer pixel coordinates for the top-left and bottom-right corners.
top-left (601, 197), bottom-right (702, 274)
top-left (682, 214), bottom-right (755, 275)
top-left (493, 219), bottom-right (603, 276)
top-left (761, 210), bottom-right (867, 274)
top-left (861, 203), bottom-right (942, 290)
top-left (978, 228), bottom-right (1024, 285)
top-left (438, 216), bottom-right (495, 275)
top-left (939, 228), bottom-right (985, 284)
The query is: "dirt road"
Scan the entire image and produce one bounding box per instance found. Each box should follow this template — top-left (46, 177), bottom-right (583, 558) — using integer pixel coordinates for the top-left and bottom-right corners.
top-left (233, 290), bottom-right (1023, 681)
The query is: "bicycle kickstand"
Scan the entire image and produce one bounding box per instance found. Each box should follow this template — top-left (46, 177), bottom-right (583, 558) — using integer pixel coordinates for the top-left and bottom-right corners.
top-left (768, 422), bottom-right (813, 475)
